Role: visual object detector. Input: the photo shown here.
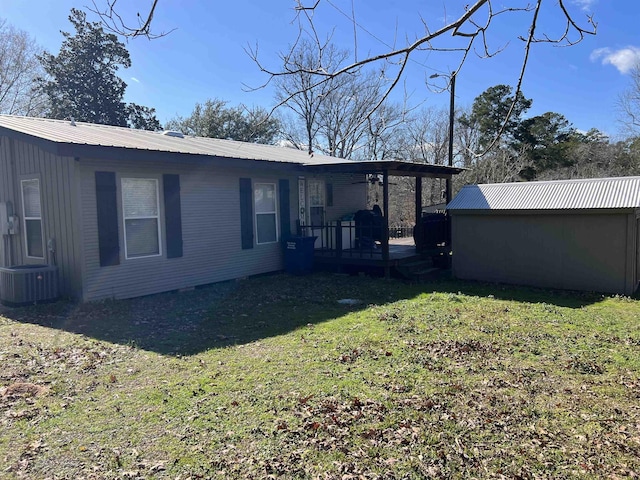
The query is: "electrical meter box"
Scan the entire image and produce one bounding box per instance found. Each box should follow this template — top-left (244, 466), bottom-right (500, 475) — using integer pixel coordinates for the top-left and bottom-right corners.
top-left (0, 202), bottom-right (18, 235)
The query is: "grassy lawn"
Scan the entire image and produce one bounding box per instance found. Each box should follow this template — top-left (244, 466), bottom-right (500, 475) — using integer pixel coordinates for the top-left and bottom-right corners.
top-left (1, 273), bottom-right (639, 479)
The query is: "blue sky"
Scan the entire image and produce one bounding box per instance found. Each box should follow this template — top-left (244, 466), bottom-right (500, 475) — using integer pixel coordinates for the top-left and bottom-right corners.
top-left (0, 0), bottom-right (638, 138)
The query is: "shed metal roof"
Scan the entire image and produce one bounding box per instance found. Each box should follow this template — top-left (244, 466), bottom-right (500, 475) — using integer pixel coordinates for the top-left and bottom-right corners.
top-left (0, 115), bottom-right (463, 178)
top-left (448, 176), bottom-right (640, 211)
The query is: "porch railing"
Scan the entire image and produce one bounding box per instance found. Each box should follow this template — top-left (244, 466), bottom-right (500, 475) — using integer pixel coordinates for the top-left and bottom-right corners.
top-left (389, 224), bottom-right (414, 239)
top-left (296, 221), bottom-right (413, 259)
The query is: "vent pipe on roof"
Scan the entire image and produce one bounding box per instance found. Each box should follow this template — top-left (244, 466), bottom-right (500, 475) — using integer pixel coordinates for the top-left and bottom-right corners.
top-left (162, 130), bottom-right (184, 138)
top-left (69, 117), bottom-right (76, 126)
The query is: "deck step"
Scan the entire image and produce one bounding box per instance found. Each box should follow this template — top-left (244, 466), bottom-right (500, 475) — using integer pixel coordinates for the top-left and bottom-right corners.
top-left (394, 252), bottom-right (453, 282)
top-left (398, 260), bottom-right (430, 270)
top-left (412, 267), bottom-right (440, 276)
top-left (394, 258), bottom-right (433, 280)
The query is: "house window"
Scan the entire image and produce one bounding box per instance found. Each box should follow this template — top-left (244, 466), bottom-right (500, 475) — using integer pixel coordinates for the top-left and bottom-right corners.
top-left (254, 183), bottom-right (278, 244)
top-left (21, 179), bottom-right (43, 258)
top-left (122, 178), bottom-right (161, 259)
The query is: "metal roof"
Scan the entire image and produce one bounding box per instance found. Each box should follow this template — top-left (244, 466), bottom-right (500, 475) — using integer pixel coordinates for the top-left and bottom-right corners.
top-left (448, 176), bottom-right (640, 211)
top-left (304, 159), bottom-right (464, 178)
top-left (0, 115), bottom-right (349, 166)
top-left (0, 115), bottom-right (462, 178)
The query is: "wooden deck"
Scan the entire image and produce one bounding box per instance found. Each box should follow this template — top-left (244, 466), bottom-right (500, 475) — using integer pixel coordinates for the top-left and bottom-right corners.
top-left (314, 238), bottom-right (424, 268)
top-left (305, 223), bottom-right (450, 278)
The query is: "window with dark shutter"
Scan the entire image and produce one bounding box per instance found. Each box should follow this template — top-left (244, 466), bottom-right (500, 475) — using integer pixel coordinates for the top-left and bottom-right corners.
top-left (279, 179), bottom-right (291, 240)
top-left (163, 174), bottom-right (183, 258)
top-left (121, 178), bottom-right (161, 259)
top-left (239, 178), bottom-right (253, 249)
top-left (254, 183), bottom-right (278, 244)
top-left (95, 171), bottom-right (120, 266)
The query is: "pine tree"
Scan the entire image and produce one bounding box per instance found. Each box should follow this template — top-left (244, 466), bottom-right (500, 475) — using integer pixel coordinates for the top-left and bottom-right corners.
top-left (37, 9), bottom-right (159, 128)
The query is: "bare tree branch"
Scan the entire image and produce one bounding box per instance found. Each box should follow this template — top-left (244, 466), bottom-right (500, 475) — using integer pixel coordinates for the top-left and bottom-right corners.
top-left (478, 0), bottom-right (543, 156)
top-left (0, 19), bottom-right (48, 115)
top-left (86, 0), bottom-right (175, 39)
top-left (250, 0), bottom-right (596, 157)
top-left (618, 65), bottom-right (640, 134)
top-left (86, 0), bottom-right (598, 160)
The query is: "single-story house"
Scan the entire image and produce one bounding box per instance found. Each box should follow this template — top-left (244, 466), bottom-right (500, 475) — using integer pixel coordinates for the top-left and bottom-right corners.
top-left (0, 115), bottom-right (460, 302)
top-left (448, 176), bottom-right (640, 295)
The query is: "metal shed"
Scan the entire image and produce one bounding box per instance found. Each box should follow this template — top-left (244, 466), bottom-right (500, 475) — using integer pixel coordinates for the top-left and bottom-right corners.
top-left (448, 177), bottom-right (640, 295)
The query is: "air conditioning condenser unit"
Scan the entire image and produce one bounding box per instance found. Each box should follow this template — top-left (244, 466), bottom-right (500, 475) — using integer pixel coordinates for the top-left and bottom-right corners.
top-left (0, 265), bottom-right (59, 306)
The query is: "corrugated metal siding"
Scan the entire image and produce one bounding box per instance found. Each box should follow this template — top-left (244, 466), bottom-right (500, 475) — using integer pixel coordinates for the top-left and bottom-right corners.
top-left (11, 139), bottom-right (83, 297)
top-left (79, 160), bottom-right (367, 301)
top-left (448, 177), bottom-right (640, 211)
top-left (452, 213), bottom-right (634, 294)
top-left (0, 115), bottom-right (350, 167)
top-left (637, 218), bottom-right (640, 287)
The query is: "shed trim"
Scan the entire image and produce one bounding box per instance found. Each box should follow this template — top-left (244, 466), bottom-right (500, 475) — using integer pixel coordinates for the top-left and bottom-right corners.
top-left (449, 208), bottom-right (638, 216)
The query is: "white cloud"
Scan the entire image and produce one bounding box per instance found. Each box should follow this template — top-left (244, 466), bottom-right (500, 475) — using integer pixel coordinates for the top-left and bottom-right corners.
top-left (130, 77), bottom-right (140, 83)
top-left (572, 0), bottom-right (597, 12)
top-left (590, 46), bottom-right (640, 74)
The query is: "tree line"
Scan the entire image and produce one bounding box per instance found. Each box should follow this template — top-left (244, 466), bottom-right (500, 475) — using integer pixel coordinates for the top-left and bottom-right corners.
top-left (2, 8), bottom-right (640, 222)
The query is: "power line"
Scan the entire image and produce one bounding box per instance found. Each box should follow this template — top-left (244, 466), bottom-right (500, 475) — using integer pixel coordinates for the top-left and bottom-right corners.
top-left (323, 0), bottom-right (446, 75)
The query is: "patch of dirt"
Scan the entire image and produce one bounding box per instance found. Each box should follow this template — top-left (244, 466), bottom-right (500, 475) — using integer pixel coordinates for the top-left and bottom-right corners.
top-left (1, 382), bottom-right (48, 399)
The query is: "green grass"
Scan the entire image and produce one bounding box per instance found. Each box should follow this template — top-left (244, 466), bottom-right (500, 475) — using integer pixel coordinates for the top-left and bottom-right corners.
top-left (1, 273), bottom-right (639, 478)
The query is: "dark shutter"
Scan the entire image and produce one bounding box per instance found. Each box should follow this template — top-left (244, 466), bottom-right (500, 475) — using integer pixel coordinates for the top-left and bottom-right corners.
top-left (239, 178), bottom-right (253, 249)
top-left (163, 174), bottom-right (183, 258)
top-left (95, 171), bottom-right (120, 266)
top-left (279, 179), bottom-right (291, 240)
top-left (326, 182), bottom-right (333, 207)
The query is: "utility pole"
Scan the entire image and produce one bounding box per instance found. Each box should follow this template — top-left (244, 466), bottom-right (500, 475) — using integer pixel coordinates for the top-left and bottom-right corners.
top-left (430, 71), bottom-right (456, 204)
top-left (446, 71), bottom-right (456, 205)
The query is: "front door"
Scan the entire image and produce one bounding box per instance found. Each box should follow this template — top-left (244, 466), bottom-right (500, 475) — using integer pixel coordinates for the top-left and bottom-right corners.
top-left (307, 179), bottom-right (325, 226)
top-left (307, 179), bottom-right (326, 248)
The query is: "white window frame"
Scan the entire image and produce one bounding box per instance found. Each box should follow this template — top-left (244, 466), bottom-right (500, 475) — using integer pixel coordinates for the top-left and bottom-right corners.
top-left (21, 178), bottom-right (44, 259)
top-left (121, 177), bottom-right (162, 260)
top-left (254, 182), bottom-right (279, 245)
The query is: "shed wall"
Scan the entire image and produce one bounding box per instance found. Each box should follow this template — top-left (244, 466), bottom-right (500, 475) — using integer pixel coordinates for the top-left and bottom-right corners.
top-left (79, 159), bottom-right (365, 301)
top-left (451, 212), bottom-right (638, 295)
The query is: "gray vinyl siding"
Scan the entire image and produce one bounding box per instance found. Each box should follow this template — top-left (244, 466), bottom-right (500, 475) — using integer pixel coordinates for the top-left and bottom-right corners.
top-left (451, 211), bottom-right (638, 295)
top-left (325, 174), bottom-right (367, 221)
top-left (0, 137), bottom-right (368, 302)
top-left (0, 137), bottom-right (20, 266)
top-left (0, 137), bottom-right (83, 298)
top-left (79, 160), bottom-right (364, 301)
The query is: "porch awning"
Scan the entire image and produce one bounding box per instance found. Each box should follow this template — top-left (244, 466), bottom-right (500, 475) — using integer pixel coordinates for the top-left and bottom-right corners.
top-left (302, 160), bottom-right (464, 179)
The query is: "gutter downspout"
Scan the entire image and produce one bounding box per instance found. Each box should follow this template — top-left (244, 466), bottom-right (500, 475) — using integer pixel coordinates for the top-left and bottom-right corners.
top-left (415, 177), bottom-right (422, 224)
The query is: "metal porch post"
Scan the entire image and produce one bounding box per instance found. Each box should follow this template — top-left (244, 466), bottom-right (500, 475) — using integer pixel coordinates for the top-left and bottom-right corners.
top-left (382, 169), bottom-right (390, 278)
top-left (415, 177), bottom-right (422, 223)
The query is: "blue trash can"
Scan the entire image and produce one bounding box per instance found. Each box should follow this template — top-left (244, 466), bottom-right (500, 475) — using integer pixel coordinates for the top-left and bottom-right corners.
top-left (283, 236), bottom-right (317, 275)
